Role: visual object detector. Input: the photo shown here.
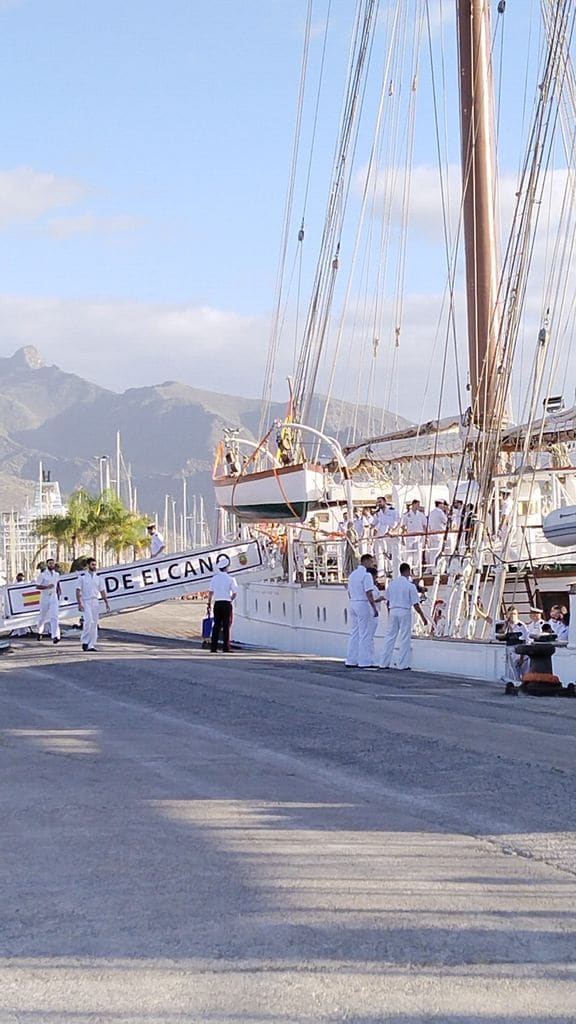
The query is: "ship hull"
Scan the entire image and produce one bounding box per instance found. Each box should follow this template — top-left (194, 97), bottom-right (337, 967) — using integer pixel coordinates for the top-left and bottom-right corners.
top-left (232, 579), bottom-right (576, 684)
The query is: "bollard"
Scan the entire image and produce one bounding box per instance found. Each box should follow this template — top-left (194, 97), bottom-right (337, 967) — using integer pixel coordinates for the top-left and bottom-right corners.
top-left (509, 634), bottom-right (575, 697)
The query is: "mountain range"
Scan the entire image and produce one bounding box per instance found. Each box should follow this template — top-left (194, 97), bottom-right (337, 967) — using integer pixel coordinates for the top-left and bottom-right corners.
top-left (0, 346), bottom-right (408, 527)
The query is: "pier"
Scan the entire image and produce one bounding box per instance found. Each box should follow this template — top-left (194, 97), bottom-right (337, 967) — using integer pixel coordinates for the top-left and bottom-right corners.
top-left (0, 610), bottom-right (574, 1021)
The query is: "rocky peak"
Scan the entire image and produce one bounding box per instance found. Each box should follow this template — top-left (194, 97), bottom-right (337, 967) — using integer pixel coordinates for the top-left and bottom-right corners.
top-left (9, 346), bottom-right (46, 370)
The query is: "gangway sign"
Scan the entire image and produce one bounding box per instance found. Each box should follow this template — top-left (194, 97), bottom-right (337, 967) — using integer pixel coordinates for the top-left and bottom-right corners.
top-left (1, 538), bottom-right (267, 632)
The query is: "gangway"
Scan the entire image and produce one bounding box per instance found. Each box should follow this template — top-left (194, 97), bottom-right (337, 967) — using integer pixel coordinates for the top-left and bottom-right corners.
top-left (1, 538), bottom-right (268, 633)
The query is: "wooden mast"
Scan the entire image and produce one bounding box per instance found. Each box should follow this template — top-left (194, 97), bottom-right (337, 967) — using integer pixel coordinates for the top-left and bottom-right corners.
top-left (456, 0), bottom-right (501, 429)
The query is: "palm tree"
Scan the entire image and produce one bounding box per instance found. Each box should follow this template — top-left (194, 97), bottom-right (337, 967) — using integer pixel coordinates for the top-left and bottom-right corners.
top-left (35, 488), bottom-right (149, 567)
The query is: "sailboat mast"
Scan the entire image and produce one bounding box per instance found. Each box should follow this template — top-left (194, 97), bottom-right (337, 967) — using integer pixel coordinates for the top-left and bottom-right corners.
top-left (456, 0), bottom-right (501, 428)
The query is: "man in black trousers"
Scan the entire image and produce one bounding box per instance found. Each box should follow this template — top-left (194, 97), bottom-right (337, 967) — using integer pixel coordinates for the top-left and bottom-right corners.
top-left (208, 560), bottom-right (238, 652)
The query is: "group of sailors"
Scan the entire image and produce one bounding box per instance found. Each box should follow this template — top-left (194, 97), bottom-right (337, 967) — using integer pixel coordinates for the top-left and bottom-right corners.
top-left (500, 604), bottom-right (570, 681)
top-left (339, 494), bottom-right (473, 577)
top-left (13, 523), bottom-right (166, 652)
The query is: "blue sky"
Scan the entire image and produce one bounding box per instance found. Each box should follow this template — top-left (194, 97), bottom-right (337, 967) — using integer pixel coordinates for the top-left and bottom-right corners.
top-left (0, 0), bottom-right (569, 422)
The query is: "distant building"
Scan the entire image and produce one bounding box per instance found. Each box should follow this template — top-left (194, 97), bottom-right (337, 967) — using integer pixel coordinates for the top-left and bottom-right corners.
top-left (0, 468), bottom-right (67, 582)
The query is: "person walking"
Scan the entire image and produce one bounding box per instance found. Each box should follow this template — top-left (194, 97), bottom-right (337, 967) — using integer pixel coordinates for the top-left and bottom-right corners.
top-left (208, 561), bottom-right (238, 652)
top-left (345, 553), bottom-right (380, 668)
top-left (379, 563), bottom-right (428, 671)
top-left (147, 523), bottom-right (165, 557)
top-left (75, 558), bottom-right (110, 652)
top-left (36, 557), bottom-right (62, 644)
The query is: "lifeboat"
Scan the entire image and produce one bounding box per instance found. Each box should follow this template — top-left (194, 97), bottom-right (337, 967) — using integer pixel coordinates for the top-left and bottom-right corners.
top-left (542, 506), bottom-right (576, 547)
top-left (213, 462), bottom-right (326, 522)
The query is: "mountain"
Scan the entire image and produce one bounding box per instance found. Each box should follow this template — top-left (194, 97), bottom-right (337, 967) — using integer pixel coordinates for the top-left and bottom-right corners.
top-left (0, 347), bottom-right (410, 522)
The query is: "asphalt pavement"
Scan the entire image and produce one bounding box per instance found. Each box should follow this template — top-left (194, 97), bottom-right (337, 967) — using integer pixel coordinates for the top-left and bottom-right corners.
top-left (0, 618), bottom-right (575, 1023)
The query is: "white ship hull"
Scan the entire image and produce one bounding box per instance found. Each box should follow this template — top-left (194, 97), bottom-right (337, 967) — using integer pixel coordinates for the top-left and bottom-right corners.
top-left (214, 462), bottom-right (325, 522)
top-left (233, 579), bottom-right (576, 684)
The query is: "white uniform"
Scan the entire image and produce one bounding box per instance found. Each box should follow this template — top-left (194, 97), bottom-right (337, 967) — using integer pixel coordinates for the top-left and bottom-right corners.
top-left (36, 568), bottom-right (61, 640)
top-left (365, 577), bottom-right (381, 666)
top-left (547, 618), bottom-right (568, 641)
top-left (150, 530), bottom-right (165, 556)
top-left (372, 506), bottom-right (400, 574)
top-left (379, 574), bottom-right (422, 670)
top-left (346, 565), bottom-right (376, 668)
top-left (426, 506), bottom-right (447, 569)
top-left (401, 508), bottom-right (427, 574)
top-left (503, 619), bottom-right (529, 681)
top-left (78, 571), bottom-right (104, 649)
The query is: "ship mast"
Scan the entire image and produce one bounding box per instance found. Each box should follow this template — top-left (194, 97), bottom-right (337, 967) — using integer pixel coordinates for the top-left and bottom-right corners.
top-left (456, 0), bottom-right (502, 429)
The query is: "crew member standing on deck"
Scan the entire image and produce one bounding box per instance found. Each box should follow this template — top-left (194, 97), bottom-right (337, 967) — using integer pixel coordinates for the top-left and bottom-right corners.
top-left (371, 496), bottom-right (399, 575)
top-left (36, 557), bottom-right (62, 644)
top-left (401, 500), bottom-right (427, 576)
top-left (76, 558), bottom-right (110, 652)
top-left (147, 523), bottom-right (165, 557)
top-left (208, 559), bottom-right (238, 653)
top-left (379, 563), bottom-right (428, 671)
top-left (426, 500), bottom-right (448, 570)
top-left (345, 553), bottom-right (379, 668)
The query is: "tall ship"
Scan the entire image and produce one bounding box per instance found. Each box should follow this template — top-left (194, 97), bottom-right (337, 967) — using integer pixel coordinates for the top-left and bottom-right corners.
top-left (213, 0), bottom-right (576, 681)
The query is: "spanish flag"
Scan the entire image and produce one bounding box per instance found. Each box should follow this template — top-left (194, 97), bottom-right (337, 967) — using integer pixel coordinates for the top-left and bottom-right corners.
top-left (22, 590), bottom-right (40, 607)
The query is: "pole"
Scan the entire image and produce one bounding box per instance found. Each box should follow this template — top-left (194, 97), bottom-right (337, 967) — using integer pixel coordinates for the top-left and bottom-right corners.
top-left (456, 0), bottom-right (501, 429)
top-left (116, 431), bottom-right (121, 499)
top-left (164, 495), bottom-right (170, 547)
top-left (182, 476), bottom-right (188, 548)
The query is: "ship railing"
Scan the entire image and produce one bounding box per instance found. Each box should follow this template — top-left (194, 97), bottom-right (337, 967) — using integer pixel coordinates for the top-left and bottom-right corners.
top-left (290, 539), bottom-right (348, 584)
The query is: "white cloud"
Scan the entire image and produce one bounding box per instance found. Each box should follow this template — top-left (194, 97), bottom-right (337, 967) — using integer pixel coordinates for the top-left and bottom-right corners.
top-left (45, 213), bottom-right (140, 239)
top-left (0, 295), bottom-right (270, 398)
top-left (0, 166), bottom-right (85, 228)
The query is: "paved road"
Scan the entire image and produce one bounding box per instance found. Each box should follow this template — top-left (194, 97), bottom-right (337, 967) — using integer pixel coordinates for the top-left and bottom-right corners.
top-left (0, 630), bottom-right (575, 1023)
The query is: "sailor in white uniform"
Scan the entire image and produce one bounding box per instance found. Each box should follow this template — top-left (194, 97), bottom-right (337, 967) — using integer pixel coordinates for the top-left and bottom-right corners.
top-left (379, 563), bottom-right (428, 670)
top-left (345, 554), bottom-right (380, 668)
top-left (365, 566), bottom-right (385, 666)
top-left (147, 523), bottom-right (165, 557)
top-left (75, 558), bottom-right (111, 652)
top-left (36, 557), bottom-right (62, 643)
top-left (371, 496), bottom-right (400, 575)
top-left (525, 607), bottom-right (544, 639)
top-left (426, 500), bottom-right (448, 570)
top-left (401, 500), bottom-right (427, 576)
top-left (546, 605), bottom-right (569, 641)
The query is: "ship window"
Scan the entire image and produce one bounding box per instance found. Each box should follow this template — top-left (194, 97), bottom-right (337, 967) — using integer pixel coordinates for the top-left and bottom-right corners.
top-left (255, 599), bottom-right (258, 612)
top-left (267, 601), bottom-right (271, 615)
top-left (323, 607), bottom-right (327, 622)
top-left (282, 602), bottom-right (286, 616)
top-left (344, 608), bottom-right (348, 625)
top-left (298, 604), bottom-right (302, 619)
top-left (316, 606), bottom-right (320, 621)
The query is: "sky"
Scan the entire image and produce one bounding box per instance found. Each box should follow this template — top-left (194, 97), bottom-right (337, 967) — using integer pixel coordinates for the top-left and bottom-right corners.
top-left (0, 0), bottom-right (570, 423)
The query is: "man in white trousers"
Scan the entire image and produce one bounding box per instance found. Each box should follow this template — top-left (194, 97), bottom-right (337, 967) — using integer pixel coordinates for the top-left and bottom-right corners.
top-left (379, 563), bottom-right (428, 671)
top-left (36, 557), bottom-right (62, 644)
top-left (345, 553), bottom-right (380, 668)
top-left (76, 558), bottom-right (110, 652)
